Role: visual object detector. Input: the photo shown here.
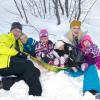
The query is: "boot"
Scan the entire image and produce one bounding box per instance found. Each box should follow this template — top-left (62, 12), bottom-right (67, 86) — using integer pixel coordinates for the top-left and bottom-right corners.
top-left (0, 80), bottom-right (3, 89)
top-left (95, 93), bottom-right (100, 99)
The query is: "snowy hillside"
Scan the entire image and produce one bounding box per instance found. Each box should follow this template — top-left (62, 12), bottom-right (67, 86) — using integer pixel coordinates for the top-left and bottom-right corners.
top-left (0, 0), bottom-right (100, 100)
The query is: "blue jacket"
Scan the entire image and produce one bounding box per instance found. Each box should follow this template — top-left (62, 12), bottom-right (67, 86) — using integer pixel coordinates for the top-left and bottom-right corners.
top-left (23, 38), bottom-right (38, 56)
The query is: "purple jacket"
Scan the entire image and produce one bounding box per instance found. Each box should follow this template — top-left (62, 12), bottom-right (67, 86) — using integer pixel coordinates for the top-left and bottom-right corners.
top-left (35, 40), bottom-right (54, 59)
top-left (83, 44), bottom-right (100, 65)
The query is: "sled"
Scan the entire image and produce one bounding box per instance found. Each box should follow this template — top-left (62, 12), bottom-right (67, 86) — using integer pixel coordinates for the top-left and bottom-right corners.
top-left (30, 56), bottom-right (68, 72)
top-left (24, 52), bottom-right (68, 72)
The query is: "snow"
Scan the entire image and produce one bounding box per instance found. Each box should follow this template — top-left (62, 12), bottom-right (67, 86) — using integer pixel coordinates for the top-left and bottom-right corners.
top-left (0, 71), bottom-right (83, 100)
top-left (0, 0), bottom-right (100, 100)
top-left (0, 70), bottom-right (99, 100)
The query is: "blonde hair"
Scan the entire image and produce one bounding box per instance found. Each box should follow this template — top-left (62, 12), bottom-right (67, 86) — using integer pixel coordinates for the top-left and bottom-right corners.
top-left (66, 30), bottom-right (83, 43)
top-left (20, 34), bottom-right (27, 39)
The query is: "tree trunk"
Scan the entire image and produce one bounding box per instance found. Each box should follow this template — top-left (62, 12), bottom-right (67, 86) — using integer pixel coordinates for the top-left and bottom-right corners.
top-left (20, 0), bottom-right (28, 24)
top-left (65, 0), bottom-right (69, 17)
top-left (52, 0), bottom-right (61, 25)
top-left (59, 0), bottom-right (64, 15)
top-left (13, 0), bottom-right (23, 18)
top-left (77, 0), bottom-right (81, 20)
top-left (43, 0), bottom-right (47, 14)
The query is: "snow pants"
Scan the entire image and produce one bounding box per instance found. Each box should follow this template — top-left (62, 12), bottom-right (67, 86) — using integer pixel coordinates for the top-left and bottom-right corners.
top-left (64, 64), bottom-right (100, 93)
top-left (0, 56), bottom-right (42, 96)
top-left (83, 64), bottom-right (100, 93)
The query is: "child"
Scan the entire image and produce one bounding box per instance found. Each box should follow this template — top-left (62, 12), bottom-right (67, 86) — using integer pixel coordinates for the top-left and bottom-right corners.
top-left (48, 40), bottom-right (69, 67)
top-left (35, 29), bottom-right (54, 63)
top-left (53, 40), bottom-right (73, 68)
top-left (80, 34), bottom-right (100, 71)
top-left (53, 39), bottom-right (83, 70)
top-left (20, 34), bottom-right (38, 57)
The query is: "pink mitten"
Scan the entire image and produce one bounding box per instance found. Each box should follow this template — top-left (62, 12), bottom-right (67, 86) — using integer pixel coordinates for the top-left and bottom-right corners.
top-left (53, 58), bottom-right (59, 66)
top-left (60, 56), bottom-right (65, 67)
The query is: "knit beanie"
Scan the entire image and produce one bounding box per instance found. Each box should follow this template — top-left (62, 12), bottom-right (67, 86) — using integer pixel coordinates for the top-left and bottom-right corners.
top-left (39, 29), bottom-right (48, 38)
top-left (54, 41), bottom-right (65, 49)
top-left (10, 22), bottom-right (22, 31)
top-left (70, 20), bottom-right (81, 28)
top-left (81, 34), bottom-right (93, 48)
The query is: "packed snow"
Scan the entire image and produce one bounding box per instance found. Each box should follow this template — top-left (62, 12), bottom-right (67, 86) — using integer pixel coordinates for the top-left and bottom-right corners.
top-left (0, 0), bottom-right (100, 100)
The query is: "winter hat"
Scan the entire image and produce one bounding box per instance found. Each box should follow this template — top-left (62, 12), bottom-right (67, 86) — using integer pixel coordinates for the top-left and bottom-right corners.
top-left (54, 40), bottom-right (65, 49)
top-left (39, 29), bottom-right (48, 38)
top-left (81, 34), bottom-right (93, 48)
top-left (10, 22), bottom-right (22, 31)
top-left (70, 20), bottom-right (81, 28)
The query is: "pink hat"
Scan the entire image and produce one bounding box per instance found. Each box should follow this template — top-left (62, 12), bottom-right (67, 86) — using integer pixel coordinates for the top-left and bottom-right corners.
top-left (81, 34), bottom-right (93, 48)
top-left (39, 29), bottom-right (48, 38)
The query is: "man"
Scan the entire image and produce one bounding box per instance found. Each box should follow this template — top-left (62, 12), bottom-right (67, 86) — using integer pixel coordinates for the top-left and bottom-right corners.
top-left (0, 22), bottom-right (42, 96)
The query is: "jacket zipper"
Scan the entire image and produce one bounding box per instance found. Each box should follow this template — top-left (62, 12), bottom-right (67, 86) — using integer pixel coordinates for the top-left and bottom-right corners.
top-left (7, 44), bottom-right (13, 69)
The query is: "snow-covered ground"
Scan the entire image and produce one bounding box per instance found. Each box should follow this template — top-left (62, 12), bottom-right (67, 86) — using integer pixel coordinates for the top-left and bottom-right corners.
top-left (0, 0), bottom-right (100, 100)
top-left (0, 69), bottom-right (99, 100)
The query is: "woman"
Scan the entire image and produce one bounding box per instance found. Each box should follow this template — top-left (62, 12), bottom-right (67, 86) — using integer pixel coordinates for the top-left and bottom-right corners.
top-left (64, 20), bottom-right (100, 98)
top-left (65, 20), bottom-right (84, 46)
top-left (64, 20), bottom-right (85, 64)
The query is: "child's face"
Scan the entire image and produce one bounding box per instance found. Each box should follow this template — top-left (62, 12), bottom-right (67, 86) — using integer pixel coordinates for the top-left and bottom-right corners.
top-left (83, 40), bottom-right (91, 48)
top-left (20, 35), bottom-right (28, 44)
top-left (40, 37), bottom-right (48, 44)
top-left (58, 45), bottom-right (64, 50)
top-left (72, 26), bottom-right (81, 37)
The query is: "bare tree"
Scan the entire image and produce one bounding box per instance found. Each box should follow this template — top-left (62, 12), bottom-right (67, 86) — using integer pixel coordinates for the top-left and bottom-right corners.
top-left (49, 0), bottom-right (51, 14)
top-left (52, 0), bottom-right (61, 25)
top-left (32, 0), bottom-right (42, 17)
top-left (69, 0), bottom-right (73, 14)
top-left (13, 0), bottom-right (23, 18)
top-left (77, 0), bottom-right (81, 20)
top-left (74, 0), bottom-right (78, 19)
top-left (28, 0), bottom-right (37, 16)
top-left (82, 0), bottom-right (98, 22)
top-left (69, 0), bottom-right (77, 22)
top-left (65, 0), bottom-right (69, 17)
top-left (58, 0), bottom-right (64, 15)
top-left (25, 0), bottom-right (35, 16)
top-left (20, 0), bottom-right (29, 24)
top-left (39, 0), bottom-right (45, 18)
top-left (43, 0), bottom-right (47, 14)
top-left (11, 0), bottom-right (98, 25)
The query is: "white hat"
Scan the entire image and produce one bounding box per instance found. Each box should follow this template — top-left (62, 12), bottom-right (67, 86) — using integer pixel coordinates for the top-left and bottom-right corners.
top-left (54, 41), bottom-right (65, 49)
